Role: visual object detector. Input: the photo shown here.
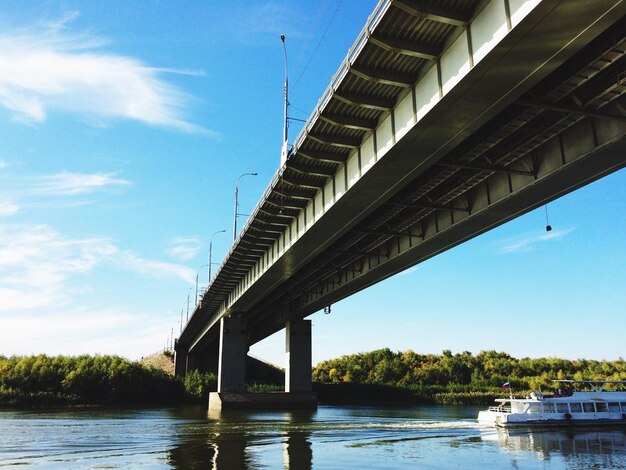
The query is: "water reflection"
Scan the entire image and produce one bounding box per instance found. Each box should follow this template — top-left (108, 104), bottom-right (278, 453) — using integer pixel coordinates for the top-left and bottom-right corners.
top-left (5, 405), bottom-right (624, 468)
top-left (283, 412), bottom-right (313, 470)
top-left (167, 408), bottom-right (313, 470)
top-left (488, 428), bottom-right (626, 468)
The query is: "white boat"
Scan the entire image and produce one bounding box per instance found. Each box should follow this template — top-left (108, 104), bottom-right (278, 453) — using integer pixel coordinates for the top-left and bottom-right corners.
top-left (478, 380), bottom-right (626, 427)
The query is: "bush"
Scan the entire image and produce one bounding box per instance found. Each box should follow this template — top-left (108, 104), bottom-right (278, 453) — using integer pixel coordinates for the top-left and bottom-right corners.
top-left (183, 370), bottom-right (217, 400)
top-left (0, 354), bottom-right (184, 406)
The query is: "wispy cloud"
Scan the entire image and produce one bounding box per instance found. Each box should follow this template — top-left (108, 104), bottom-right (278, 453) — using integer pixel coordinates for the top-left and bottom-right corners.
top-left (0, 13), bottom-right (208, 133)
top-left (220, 2), bottom-right (310, 44)
top-left (0, 307), bottom-right (177, 359)
top-left (0, 199), bottom-right (18, 216)
top-left (0, 224), bottom-right (195, 313)
top-left (0, 170), bottom-right (131, 213)
top-left (398, 265), bottom-right (422, 276)
top-left (167, 237), bottom-right (202, 261)
top-left (31, 172), bottom-right (131, 196)
top-left (118, 253), bottom-right (196, 285)
top-left (496, 227), bottom-right (576, 254)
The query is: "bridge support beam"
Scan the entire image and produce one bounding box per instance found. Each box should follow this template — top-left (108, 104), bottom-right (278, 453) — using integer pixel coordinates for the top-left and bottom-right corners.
top-left (208, 316), bottom-right (317, 411)
top-left (286, 319), bottom-right (312, 393)
top-left (186, 353), bottom-right (199, 373)
top-left (174, 341), bottom-right (187, 378)
top-left (217, 316), bottom-right (248, 393)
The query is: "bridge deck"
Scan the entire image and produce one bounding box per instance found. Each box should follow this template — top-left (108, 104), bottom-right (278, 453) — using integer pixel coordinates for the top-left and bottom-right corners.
top-left (178, 0), bottom-right (626, 355)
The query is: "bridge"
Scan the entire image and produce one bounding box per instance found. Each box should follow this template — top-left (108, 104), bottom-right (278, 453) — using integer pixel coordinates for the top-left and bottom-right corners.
top-left (175, 0), bottom-right (626, 409)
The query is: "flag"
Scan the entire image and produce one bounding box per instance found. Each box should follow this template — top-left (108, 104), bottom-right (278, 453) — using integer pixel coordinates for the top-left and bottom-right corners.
top-left (501, 382), bottom-right (510, 389)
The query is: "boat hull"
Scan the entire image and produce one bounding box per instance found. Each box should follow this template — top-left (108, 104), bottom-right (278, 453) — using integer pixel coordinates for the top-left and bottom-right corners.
top-left (479, 410), bottom-right (626, 428)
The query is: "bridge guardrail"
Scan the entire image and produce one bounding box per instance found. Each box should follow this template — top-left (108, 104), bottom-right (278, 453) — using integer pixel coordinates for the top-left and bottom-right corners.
top-left (190, 0), bottom-right (393, 330)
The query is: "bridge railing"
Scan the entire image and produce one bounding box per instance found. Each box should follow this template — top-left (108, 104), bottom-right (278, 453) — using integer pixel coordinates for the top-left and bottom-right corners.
top-left (194, 0), bottom-right (393, 324)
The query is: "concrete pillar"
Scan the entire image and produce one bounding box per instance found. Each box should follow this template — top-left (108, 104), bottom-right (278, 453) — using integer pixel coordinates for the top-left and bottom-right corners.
top-left (217, 316), bottom-right (248, 392)
top-left (197, 349), bottom-right (220, 374)
top-left (285, 319), bottom-right (312, 393)
top-left (174, 341), bottom-right (188, 377)
top-left (186, 353), bottom-right (199, 373)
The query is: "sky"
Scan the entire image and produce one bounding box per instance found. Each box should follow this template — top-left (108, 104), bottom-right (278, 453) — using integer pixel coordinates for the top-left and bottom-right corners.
top-left (0, 1), bottom-right (624, 366)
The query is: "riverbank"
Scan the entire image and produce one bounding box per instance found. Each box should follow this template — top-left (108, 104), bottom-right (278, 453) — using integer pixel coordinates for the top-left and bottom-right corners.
top-left (313, 383), bottom-right (505, 405)
top-left (3, 350), bottom-right (625, 408)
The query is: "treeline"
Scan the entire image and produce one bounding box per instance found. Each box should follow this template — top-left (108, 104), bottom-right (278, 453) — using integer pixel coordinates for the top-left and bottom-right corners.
top-left (0, 354), bottom-right (217, 406)
top-left (313, 349), bottom-right (626, 394)
top-left (4, 350), bottom-right (626, 407)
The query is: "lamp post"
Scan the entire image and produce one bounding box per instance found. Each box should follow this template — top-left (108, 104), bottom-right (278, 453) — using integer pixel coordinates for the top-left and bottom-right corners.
top-left (208, 229), bottom-right (226, 283)
top-left (195, 264), bottom-right (209, 307)
top-left (233, 172), bottom-right (257, 240)
top-left (280, 34), bottom-right (289, 166)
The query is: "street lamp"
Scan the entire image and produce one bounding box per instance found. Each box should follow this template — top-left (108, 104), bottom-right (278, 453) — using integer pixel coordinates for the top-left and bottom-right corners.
top-left (280, 34), bottom-right (289, 166)
top-left (195, 264), bottom-right (209, 307)
top-left (233, 172), bottom-right (257, 240)
top-left (208, 229), bottom-right (226, 283)
top-left (185, 287), bottom-right (192, 322)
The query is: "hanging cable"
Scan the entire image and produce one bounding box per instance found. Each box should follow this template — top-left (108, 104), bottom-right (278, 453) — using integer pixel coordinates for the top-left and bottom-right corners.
top-left (293, 0), bottom-right (343, 90)
top-left (544, 204), bottom-right (552, 232)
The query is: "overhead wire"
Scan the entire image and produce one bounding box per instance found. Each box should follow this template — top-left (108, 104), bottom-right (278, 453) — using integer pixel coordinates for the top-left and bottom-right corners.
top-left (293, 0), bottom-right (343, 91)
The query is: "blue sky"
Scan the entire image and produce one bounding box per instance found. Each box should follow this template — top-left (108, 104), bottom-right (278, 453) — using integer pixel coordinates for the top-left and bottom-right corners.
top-left (0, 1), bottom-right (624, 365)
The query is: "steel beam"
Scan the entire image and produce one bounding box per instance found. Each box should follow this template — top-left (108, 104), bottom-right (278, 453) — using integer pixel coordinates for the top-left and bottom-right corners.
top-left (307, 132), bottom-right (361, 149)
top-left (393, 0), bottom-right (469, 27)
top-left (350, 65), bottom-right (414, 88)
top-left (334, 91), bottom-right (394, 111)
top-left (318, 113), bottom-right (377, 131)
top-left (369, 35), bottom-right (440, 60)
top-left (297, 149), bottom-right (349, 164)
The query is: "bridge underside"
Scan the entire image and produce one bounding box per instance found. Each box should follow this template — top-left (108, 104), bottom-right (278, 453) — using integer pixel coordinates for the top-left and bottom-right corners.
top-left (176, 1), bottom-right (626, 402)
top-left (229, 14), bottom-right (626, 347)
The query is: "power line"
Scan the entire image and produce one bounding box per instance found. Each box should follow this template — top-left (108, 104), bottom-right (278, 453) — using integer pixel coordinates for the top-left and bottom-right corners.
top-left (293, 0), bottom-right (343, 90)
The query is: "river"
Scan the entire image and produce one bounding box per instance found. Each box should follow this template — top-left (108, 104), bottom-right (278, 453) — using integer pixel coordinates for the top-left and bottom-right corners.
top-left (1, 404), bottom-right (625, 468)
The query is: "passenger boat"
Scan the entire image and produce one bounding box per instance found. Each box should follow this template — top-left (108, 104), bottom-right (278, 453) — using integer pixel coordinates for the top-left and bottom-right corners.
top-left (478, 380), bottom-right (626, 427)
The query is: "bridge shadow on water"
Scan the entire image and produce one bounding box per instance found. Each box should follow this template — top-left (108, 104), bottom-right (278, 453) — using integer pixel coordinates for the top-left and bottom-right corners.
top-left (166, 407), bottom-right (313, 470)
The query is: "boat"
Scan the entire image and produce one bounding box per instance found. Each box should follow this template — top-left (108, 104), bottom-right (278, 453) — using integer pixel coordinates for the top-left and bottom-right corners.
top-left (478, 380), bottom-right (626, 427)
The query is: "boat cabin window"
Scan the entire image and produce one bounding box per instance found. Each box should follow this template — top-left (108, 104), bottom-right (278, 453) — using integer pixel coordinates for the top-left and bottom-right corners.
top-left (596, 402), bottom-right (608, 412)
top-left (527, 403), bottom-right (541, 413)
top-left (583, 403), bottom-right (595, 413)
top-left (569, 403), bottom-right (582, 413)
top-left (608, 402), bottom-right (620, 412)
top-left (620, 402), bottom-right (626, 411)
top-left (556, 403), bottom-right (569, 413)
top-left (543, 403), bottom-right (555, 413)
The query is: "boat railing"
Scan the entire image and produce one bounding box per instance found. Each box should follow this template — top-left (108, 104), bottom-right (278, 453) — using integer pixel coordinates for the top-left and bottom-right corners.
top-left (488, 406), bottom-right (511, 413)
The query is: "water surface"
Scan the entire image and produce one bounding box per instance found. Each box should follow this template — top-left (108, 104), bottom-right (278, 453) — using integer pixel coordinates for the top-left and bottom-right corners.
top-left (1, 405), bottom-right (625, 468)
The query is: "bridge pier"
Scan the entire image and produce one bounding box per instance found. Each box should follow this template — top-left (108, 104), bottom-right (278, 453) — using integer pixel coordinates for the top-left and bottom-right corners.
top-left (217, 316), bottom-right (248, 392)
top-left (174, 341), bottom-right (187, 377)
top-left (286, 319), bottom-right (312, 393)
top-left (209, 316), bottom-right (317, 411)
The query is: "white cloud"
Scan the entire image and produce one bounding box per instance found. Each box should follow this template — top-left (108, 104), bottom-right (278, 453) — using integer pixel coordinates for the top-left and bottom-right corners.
top-left (497, 227), bottom-right (576, 254)
top-left (0, 170), bottom-right (131, 213)
top-left (30, 171), bottom-right (131, 196)
top-left (228, 2), bottom-right (309, 43)
top-left (539, 227), bottom-right (575, 241)
top-left (119, 253), bottom-right (196, 285)
top-left (398, 265), bottom-right (422, 276)
top-left (0, 307), bottom-right (178, 359)
top-left (0, 199), bottom-right (18, 216)
top-left (0, 15), bottom-right (207, 133)
top-left (0, 224), bottom-right (195, 313)
top-left (167, 237), bottom-right (202, 261)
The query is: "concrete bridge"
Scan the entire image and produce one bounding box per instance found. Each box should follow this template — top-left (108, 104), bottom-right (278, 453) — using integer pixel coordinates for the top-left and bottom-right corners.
top-left (175, 0), bottom-right (626, 409)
